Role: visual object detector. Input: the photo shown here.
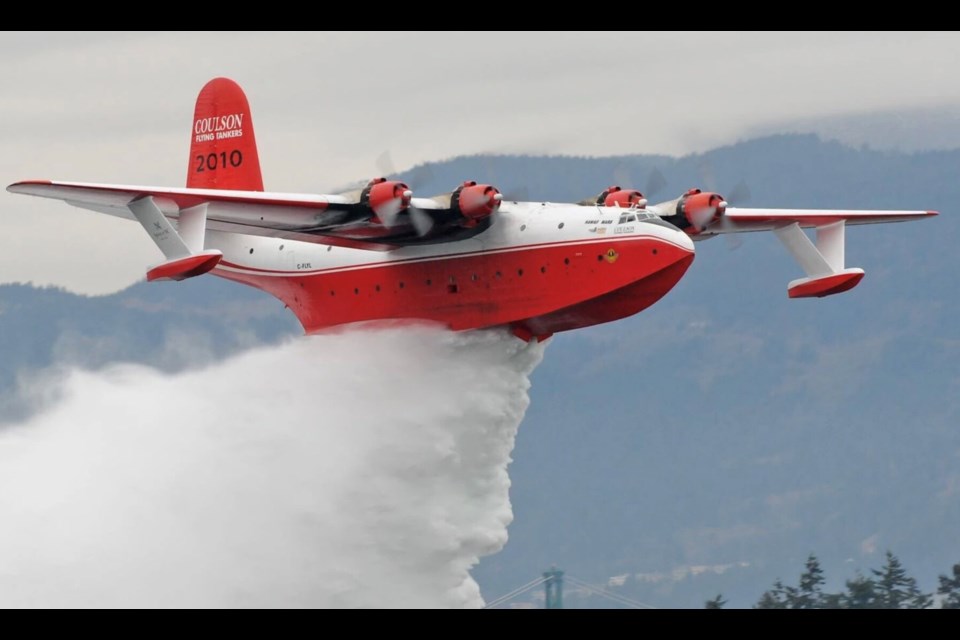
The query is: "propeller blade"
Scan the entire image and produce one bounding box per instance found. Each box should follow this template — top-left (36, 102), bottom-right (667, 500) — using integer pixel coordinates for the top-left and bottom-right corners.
top-left (612, 162), bottom-right (632, 191)
top-left (689, 206), bottom-right (717, 230)
top-left (697, 158), bottom-right (719, 193)
top-left (725, 234), bottom-right (743, 251)
top-left (723, 180), bottom-right (749, 250)
top-left (408, 207), bottom-right (434, 237)
top-left (645, 167), bottom-right (667, 199)
top-left (375, 150), bottom-right (396, 179)
top-left (376, 197), bottom-right (405, 228)
top-left (698, 159), bottom-right (751, 205)
top-left (374, 150), bottom-right (436, 191)
top-left (726, 179), bottom-right (752, 206)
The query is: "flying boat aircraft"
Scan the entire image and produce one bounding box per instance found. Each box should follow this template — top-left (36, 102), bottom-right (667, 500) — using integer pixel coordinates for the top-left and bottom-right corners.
top-left (7, 78), bottom-right (937, 342)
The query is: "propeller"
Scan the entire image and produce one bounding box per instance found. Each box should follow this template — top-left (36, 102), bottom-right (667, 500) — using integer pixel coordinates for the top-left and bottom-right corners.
top-left (364, 178), bottom-right (413, 229)
top-left (375, 150), bottom-right (437, 237)
top-left (680, 189), bottom-right (728, 233)
top-left (696, 158), bottom-right (751, 249)
top-left (606, 162), bottom-right (668, 205)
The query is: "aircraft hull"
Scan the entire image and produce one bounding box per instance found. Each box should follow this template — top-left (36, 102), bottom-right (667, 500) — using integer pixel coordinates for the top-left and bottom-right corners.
top-left (214, 234), bottom-right (694, 339)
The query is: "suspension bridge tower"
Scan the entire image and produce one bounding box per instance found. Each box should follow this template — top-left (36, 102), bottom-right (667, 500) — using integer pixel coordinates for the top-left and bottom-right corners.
top-left (543, 567), bottom-right (564, 609)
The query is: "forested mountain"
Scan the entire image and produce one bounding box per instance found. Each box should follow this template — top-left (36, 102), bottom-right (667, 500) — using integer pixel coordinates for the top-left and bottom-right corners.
top-left (3, 134), bottom-right (957, 607)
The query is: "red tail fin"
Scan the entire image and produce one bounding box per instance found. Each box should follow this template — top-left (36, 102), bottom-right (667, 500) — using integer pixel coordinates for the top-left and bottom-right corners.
top-left (187, 77), bottom-right (264, 191)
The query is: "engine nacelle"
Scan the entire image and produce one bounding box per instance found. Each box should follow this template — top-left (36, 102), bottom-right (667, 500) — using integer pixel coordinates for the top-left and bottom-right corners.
top-left (598, 185), bottom-right (647, 208)
top-left (666, 188), bottom-right (727, 235)
top-left (361, 177), bottom-right (413, 224)
top-left (452, 181), bottom-right (502, 223)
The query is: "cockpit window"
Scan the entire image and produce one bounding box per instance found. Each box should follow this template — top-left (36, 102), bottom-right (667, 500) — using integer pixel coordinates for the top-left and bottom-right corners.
top-left (618, 214), bottom-right (637, 224)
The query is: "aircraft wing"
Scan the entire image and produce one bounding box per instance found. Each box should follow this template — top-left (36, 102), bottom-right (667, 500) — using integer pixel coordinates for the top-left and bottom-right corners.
top-left (702, 207), bottom-right (937, 235)
top-left (6, 180), bottom-right (459, 252)
top-left (694, 206), bottom-right (938, 299)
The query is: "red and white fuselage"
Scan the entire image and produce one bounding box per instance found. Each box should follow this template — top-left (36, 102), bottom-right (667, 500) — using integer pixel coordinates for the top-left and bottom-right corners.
top-left (209, 202), bottom-right (695, 340)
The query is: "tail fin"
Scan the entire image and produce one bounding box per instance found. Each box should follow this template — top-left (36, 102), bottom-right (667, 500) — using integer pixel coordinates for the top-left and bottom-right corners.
top-left (187, 77), bottom-right (264, 191)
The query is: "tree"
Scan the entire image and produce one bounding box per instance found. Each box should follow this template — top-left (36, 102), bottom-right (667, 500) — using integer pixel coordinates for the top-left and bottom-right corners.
top-left (747, 550), bottom-right (949, 609)
top-left (840, 572), bottom-right (879, 609)
top-left (937, 563), bottom-right (960, 609)
top-left (871, 551), bottom-right (932, 609)
top-left (756, 555), bottom-right (837, 608)
top-left (704, 594), bottom-right (726, 609)
top-left (791, 554), bottom-right (828, 608)
top-left (755, 579), bottom-right (789, 609)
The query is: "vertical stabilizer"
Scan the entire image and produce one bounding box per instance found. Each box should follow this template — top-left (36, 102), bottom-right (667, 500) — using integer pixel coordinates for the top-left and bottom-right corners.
top-left (187, 77), bottom-right (263, 191)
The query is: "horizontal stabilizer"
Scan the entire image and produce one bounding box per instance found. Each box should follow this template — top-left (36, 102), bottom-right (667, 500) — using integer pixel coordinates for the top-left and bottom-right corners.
top-left (146, 250), bottom-right (223, 282)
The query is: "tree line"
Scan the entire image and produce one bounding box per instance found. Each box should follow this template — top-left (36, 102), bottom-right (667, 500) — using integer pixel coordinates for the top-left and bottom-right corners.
top-left (705, 552), bottom-right (960, 608)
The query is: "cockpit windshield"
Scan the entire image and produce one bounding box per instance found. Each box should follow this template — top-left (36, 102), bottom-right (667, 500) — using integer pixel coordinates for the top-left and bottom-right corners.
top-left (617, 211), bottom-right (657, 224)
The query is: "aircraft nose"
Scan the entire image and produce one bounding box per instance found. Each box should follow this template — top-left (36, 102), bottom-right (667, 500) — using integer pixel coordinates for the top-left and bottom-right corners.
top-left (658, 233), bottom-right (696, 271)
top-left (649, 225), bottom-right (696, 283)
top-left (640, 216), bottom-right (695, 255)
top-left (653, 221), bottom-right (696, 259)
top-left (664, 219), bottom-right (695, 252)
top-left (672, 227), bottom-right (695, 254)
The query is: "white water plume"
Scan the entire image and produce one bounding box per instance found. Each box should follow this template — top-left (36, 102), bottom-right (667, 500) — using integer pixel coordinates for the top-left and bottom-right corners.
top-left (0, 326), bottom-right (546, 608)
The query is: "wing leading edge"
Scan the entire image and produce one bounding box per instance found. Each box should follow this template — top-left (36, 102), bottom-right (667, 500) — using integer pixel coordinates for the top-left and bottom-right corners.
top-left (709, 207), bottom-right (937, 234)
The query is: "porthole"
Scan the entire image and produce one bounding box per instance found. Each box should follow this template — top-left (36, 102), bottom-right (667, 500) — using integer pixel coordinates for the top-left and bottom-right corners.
top-left (471, 274), bottom-right (478, 281)
top-left (558, 222), bottom-right (564, 229)
top-left (520, 224), bottom-right (526, 231)
top-left (564, 258), bottom-right (570, 265)
top-left (279, 244), bottom-right (284, 250)
top-left (518, 269), bottom-right (524, 276)
top-left (354, 288), bottom-right (359, 295)
top-left (540, 266), bottom-right (546, 273)
top-left (653, 248), bottom-right (658, 255)
top-left (399, 282), bottom-right (405, 289)
top-left (249, 248), bottom-right (254, 254)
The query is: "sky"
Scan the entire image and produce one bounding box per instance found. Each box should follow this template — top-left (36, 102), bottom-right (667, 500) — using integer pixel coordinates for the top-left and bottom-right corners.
top-left (2, 31), bottom-right (960, 294)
